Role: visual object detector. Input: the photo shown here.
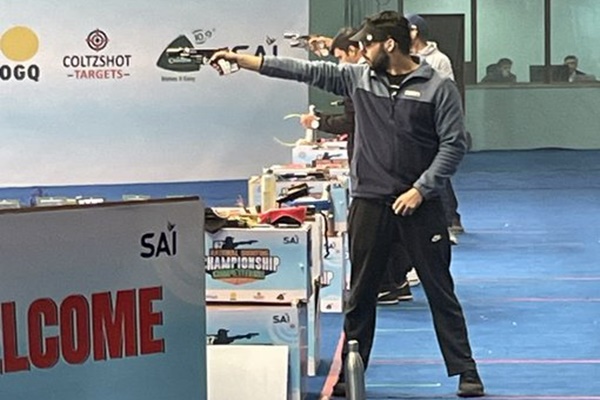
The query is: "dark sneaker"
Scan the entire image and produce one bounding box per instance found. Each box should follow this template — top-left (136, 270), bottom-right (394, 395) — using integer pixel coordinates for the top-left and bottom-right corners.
top-left (377, 290), bottom-right (399, 305)
top-left (396, 281), bottom-right (413, 301)
top-left (457, 369), bottom-right (485, 397)
top-left (332, 380), bottom-right (346, 397)
top-left (378, 281), bottom-right (412, 305)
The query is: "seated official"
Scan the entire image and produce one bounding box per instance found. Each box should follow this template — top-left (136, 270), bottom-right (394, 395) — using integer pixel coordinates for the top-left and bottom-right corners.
top-left (481, 58), bottom-right (517, 84)
top-left (563, 55), bottom-right (596, 82)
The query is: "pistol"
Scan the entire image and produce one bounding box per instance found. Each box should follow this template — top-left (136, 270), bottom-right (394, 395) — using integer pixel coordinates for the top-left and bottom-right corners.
top-left (283, 33), bottom-right (329, 57)
top-left (166, 46), bottom-right (240, 75)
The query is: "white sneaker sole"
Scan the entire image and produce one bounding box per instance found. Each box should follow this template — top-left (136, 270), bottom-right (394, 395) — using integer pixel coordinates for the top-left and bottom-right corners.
top-left (406, 268), bottom-right (420, 287)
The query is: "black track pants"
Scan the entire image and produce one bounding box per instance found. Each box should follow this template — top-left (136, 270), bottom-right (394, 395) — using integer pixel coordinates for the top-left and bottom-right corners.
top-left (341, 197), bottom-right (477, 377)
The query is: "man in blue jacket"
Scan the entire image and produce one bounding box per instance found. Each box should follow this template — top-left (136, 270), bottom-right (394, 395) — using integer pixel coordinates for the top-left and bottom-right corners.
top-left (210, 10), bottom-right (484, 398)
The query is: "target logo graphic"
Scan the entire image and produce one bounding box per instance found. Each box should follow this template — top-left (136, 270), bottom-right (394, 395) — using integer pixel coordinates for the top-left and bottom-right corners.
top-left (86, 29), bottom-right (109, 52)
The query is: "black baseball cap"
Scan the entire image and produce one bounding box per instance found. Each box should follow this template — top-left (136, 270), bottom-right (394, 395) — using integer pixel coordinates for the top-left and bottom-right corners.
top-left (350, 11), bottom-right (410, 47)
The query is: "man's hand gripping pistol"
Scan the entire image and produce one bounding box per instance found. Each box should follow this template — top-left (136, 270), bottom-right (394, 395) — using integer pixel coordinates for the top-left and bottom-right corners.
top-left (166, 47), bottom-right (240, 75)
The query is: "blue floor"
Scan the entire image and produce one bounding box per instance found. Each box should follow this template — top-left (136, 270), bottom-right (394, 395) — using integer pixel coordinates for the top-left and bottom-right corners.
top-left (3, 149), bottom-right (597, 399)
top-left (309, 149), bottom-right (600, 399)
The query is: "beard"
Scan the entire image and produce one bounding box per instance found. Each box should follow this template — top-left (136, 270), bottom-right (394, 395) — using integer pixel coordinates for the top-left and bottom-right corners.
top-left (369, 48), bottom-right (390, 73)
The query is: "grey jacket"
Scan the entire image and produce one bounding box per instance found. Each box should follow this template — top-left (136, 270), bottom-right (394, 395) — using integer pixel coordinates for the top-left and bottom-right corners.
top-left (260, 56), bottom-right (467, 201)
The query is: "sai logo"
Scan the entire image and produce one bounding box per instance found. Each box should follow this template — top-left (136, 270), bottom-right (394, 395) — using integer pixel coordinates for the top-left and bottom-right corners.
top-left (140, 222), bottom-right (178, 258)
top-left (272, 313), bottom-right (290, 324)
top-left (283, 235), bottom-right (299, 245)
top-left (0, 26), bottom-right (40, 82)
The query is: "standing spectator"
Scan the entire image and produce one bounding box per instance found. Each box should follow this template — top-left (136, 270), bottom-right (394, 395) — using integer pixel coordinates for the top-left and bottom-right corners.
top-left (406, 14), bottom-right (454, 79)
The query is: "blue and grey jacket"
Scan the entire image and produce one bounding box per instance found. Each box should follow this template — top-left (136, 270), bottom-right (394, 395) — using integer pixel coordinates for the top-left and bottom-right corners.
top-left (260, 56), bottom-right (467, 201)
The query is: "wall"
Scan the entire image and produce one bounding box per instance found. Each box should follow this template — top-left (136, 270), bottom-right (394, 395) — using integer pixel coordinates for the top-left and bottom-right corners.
top-left (308, 0), bottom-right (600, 151)
top-left (466, 86), bottom-right (600, 150)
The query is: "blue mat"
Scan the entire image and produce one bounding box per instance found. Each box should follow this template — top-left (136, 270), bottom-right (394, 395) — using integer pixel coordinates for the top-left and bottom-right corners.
top-left (3, 149), bottom-right (598, 398)
top-left (308, 149), bottom-right (600, 399)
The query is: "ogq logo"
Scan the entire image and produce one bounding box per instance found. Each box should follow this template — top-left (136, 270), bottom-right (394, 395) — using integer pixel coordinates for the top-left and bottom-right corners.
top-left (0, 26), bottom-right (41, 82)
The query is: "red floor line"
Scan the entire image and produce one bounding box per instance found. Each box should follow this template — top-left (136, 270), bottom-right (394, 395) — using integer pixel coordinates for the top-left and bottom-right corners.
top-left (456, 277), bottom-right (600, 283)
top-left (555, 277), bottom-right (600, 281)
top-left (320, 331), bottom-right (345, 398)
top-left (487, 396), bottom-right (600, 400)
top-left (481, 359), bottom-right (600, 364)
top-left (372, 358), bottom-right (600, 365)
top-left (503, 298), bottom-right (600, 302)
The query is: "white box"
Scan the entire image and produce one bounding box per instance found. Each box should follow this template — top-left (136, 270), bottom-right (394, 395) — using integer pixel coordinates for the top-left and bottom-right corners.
top-left (292, 144), bottom-right (348, 166)
top-left (207, 345), bottom-right (288, 400)
top-left (248, 177), bottom-right (331, 208)
top-left (206, 303), bottom-right (308, 400)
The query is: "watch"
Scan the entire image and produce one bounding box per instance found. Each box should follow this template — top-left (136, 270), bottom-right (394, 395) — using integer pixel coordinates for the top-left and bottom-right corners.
top-left (310, 119), bottom-right (320, 130)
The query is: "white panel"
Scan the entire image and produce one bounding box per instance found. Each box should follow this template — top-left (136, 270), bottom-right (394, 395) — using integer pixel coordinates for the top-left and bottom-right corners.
top-left (207, 345), bottom-right (288, 400)
top-left (0, 0), bottom-right (309, 186)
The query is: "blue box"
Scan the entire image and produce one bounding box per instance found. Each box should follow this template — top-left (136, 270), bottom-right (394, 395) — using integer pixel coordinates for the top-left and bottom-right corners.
top-left (319, 234), bottom-right (347, 313)
top-left (330, 182), bottom-right (350, 233)
top-left (206, 225), bottom-right (312, 303)
top-left (306, 218), bottom-right (324, 375)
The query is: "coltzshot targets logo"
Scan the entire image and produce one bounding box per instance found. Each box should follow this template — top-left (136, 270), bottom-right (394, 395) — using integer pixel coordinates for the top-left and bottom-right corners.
top-left (206, 236), bottom-right (281, 285)
top-left (0, 26), bottom-right (41, 82)
top-left (62, 29), bottom-right (132, 80)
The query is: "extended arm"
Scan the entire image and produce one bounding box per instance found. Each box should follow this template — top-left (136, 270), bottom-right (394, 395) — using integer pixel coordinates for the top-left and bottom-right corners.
top-left (210, 51), bottom-right (360, 97)
top-left (318, 97), bottom-right (355, 134)
top-left (300, 98), bottom-right (355, 137)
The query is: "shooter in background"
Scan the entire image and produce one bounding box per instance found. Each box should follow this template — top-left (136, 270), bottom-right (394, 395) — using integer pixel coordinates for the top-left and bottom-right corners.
top-left (299, 27), bottom-right (418, 305)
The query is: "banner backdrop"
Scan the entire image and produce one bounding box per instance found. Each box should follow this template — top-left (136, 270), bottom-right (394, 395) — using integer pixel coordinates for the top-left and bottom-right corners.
top-left (0, 199), bottom-right (206, 399)
top-left (0, 0), bottom-right (309, 186)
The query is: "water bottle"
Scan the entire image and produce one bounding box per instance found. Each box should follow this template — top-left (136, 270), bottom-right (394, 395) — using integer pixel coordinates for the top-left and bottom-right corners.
top-left (345, 340), bottom-right (366, 400)
top-left (304, 104), bottom-right (317, 143)
top-left (260, 169), bottom-right (277, 212)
